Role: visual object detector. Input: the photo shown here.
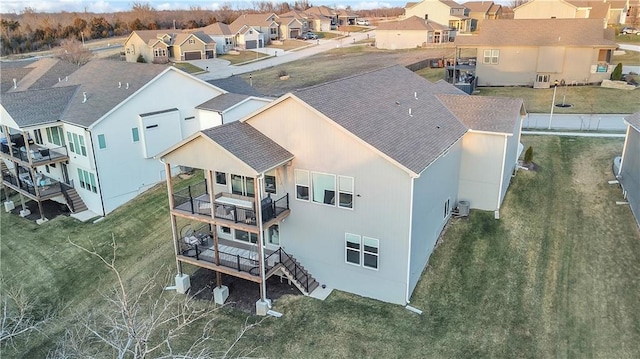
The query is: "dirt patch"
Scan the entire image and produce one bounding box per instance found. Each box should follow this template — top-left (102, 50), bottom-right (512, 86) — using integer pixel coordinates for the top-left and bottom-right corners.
top-left (189, 268), bottom-right (302, 314)
top-left (7, 198), bottom-right (69, 221)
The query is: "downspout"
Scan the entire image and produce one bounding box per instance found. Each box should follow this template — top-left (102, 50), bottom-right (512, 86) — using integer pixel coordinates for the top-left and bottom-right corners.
top-left (618, 125), bottom-right (630, 177)
top-left (86, 129), bottom-right (107, 216)
top-left (496, 134), bottom-right (508, 216)
top-left (405, 175), bottom-right (415, 304)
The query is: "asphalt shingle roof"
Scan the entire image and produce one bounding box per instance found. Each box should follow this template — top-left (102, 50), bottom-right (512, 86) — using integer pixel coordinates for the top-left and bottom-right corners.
top-left (455, 19), bottom-right (617, 47)
top-left (1, 86), bottom-right (78, 127)
top-left (437, 94), bottom-right (523, 134)
top-left (196, 93), bottom-right (249, 112)
top-left (294, 65), bottom-right (469, 175)
top-left (376, 16), bottom-right (450, 31)
top-left (463, 1), bottom-right (495, 13)
top-left (198, 22), bottom-right (233, 36)
top-left (202, 121), bottom-right (294, 173)
top-left (54, 60), bottom-right (167, 128)
top-left (0, 66), bottom-right (33, 94)
top-left (625, 112), bottom-right (640, 132)
top-left (207, 76), bottom-right (263, 97)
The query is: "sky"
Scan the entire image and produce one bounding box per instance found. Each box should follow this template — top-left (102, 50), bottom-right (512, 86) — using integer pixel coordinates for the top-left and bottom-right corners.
top-left (1, 0), bottom-right (513, 14)
top-left (0, 0), bottom-right (419, 13)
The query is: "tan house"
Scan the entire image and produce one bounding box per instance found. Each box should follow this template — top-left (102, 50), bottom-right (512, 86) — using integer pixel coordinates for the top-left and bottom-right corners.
top-left (454, 18), bottom-right (618, 87)
top-left (197, 23), bottom-right (235, 54)
top-left (122, 30), bottom-right (216, 63)
top-left (229, 13), bottom-right (280, 47)
top-left (405, 0), bottom-right (473, 33)
top-left (513, 0), bottom-right (629, 26)
top-left (376, 16), bottom-right (452, 49)
top-left (304, 5), bottom-right (339, 29)
top-left (462, 1), bottom-right (503, 30)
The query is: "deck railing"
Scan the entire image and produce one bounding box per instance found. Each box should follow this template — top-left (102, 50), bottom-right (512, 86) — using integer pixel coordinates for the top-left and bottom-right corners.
top-left (179, 241), bottom-right (262, 274)
top-left (0, 144), bottom-right (68, 164)
top-left (1, 171), bottom-right (64, 198)
top-left (173, 180), bottom-right (289, 225)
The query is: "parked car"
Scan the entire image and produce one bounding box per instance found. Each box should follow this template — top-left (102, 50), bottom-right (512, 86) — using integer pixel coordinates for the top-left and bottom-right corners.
top-left (356, 19), bottom-right (370, 26)
top-left (297, 32), bottom-right (318, 40)
top-left (621, 27), bottom-right (640, 35)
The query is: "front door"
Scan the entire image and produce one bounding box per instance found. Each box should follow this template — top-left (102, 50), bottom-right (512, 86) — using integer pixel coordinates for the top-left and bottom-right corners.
top-left (534, 73), bottom-right (550, 89)
top-left (61, 163), bottom-right (70, 185)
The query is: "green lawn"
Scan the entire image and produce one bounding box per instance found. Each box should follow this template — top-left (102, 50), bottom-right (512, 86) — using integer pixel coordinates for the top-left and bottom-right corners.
top-left (612, 50), bottom-right (640, 65)
top-left (476, 86), bottom-right (640, 114)
top-left (171, 62), bottom-right (204, 74)
top-left (218, 50), bottom-right (269, 65)
top-left (2, 136), bottom-right (639, 358)
top-left (267, 39), bottom-right (309, 51)
top-left (616, 34), bottom-right (640, 43)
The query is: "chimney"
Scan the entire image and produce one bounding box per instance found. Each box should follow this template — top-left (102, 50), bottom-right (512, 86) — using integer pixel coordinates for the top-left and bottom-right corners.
top-left (82, 92), bottom-right (87, 103)
top-left (12, 78), bottom-right (16, 89)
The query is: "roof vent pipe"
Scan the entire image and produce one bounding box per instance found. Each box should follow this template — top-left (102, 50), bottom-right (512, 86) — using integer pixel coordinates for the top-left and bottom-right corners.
top-left (58, 77), bottom-right (61, 82)
top-left (409, 108), bottom-right (413, 117)
top-left (12, 78), bottom-right (16, 89)
top-left (118, 82), bottom-right (121, 88)
top-left (65, 76), bottom-right (68, 81)
top-left (82, 92), bottom-right (87, 103)
top-left (126, 83), bottom-right (129, 89)
top-left (414, 91), bottom-right (418, 99)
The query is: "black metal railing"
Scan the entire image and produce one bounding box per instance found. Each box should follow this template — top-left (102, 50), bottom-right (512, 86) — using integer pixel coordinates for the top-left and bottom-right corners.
top-left (60, 182), bottom-right (74, 212)
top-left (1, 170), bottom-right (64, 198)
top-left (179, 241), bottom-right (261, 274)
top-left (264, 248), bottom-right (312, 293)
top-left (0, 144), bottom-right (68, 164)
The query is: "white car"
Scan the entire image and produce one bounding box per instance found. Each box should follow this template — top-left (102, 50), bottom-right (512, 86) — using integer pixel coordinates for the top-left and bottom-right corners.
top-left (356, 19), bottom-right (370, 26)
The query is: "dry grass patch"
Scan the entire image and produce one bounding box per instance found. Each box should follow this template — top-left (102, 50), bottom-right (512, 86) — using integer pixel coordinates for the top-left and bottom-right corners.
top-left (218, 50), bottom-right (269, 64)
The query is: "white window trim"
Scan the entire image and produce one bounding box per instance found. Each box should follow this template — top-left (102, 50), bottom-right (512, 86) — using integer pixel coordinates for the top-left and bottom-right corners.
top-left (345, 233), bottom-right (361, 267)
top-left (311, 171), bottom-right (336, 206)
top-left (294, 169), bottom-right (310, 202)
top-left (215, 171), bottom-right (227, 185)
top-left (338, 175), bottom-right (354, 210)
top-left (362, 236), bottom-right (379, 270)
top-left (483, 49), bottom-right (499, 65)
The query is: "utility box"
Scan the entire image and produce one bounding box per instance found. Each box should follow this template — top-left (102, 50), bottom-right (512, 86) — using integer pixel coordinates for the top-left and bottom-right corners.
top-left (175, 274), bottom-right (191, 294)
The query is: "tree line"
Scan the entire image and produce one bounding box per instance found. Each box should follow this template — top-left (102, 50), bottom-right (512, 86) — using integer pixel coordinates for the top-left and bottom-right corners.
top-left (0, 1), bottom-right (403, 56)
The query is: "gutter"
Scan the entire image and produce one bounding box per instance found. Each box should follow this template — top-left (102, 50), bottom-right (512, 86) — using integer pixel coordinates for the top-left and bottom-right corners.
top-left (496, 133), bottom-right (508, 214)
top-left (405, 176), bottom-right (415, 304)
top-left (86, 128), bottom-right (107, 216)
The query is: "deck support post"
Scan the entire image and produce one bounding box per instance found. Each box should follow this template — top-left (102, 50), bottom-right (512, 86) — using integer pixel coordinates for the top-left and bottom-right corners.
top-left (205, 169), bottom-right (222, 288)
top-left (255, 174), bottom-right (267, 304)
top-left (165, 161), bottom-right (182, 275)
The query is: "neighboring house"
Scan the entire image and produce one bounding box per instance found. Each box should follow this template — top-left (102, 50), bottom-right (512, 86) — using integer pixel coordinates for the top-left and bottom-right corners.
top-left (336, 8), bottom-right (359, 25)
top-left (376, 16), bottom-right (452, 49)
top-left (279, 9), bottom-right (315, 36)
top-left (229, 13), bottom-right (280, 47)
top-left (197, 22), bottom-right (235, 55)
top-left (122, 30), bottom-right (216, 63)
top-left (462, 1), bottom-right (503, 30)
top-left (618, 112), bottom-right (640, 229)
top-left (513, 0), bottom-right (629, 26)
top-left (454, 19), bottom-right (618, 87)
top-left (157, 66), bottom-right (525, 312)
top-left (0, 59), bottom-right (270, 220)
top-left (405, 0), bottom-right (473, 33)
top-left (305, 5), bottom-right (339, 29)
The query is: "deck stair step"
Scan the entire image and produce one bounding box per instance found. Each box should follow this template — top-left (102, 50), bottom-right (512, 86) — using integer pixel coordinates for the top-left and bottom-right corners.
top-left (64, 187), bottom-right (88, 213)
top-left (268, 248), bottom-right (319, 295)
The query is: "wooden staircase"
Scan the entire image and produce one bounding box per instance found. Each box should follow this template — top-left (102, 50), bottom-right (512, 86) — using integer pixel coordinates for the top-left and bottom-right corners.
top-left (64, 187), bottom-right (88, 213)
top-left (266, 249), bottom-right (319, 295)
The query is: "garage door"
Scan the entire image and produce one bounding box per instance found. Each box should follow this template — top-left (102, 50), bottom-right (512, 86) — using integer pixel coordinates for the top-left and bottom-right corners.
top-left (184, 51), bottom-right (201, 60)
top-left (245, 40), bottom-right (257, 49)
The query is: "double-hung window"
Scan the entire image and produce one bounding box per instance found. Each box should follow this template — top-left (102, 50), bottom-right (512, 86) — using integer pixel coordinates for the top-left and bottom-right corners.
top-left (295, 169), bottom-right (309, 200)
top-left (67, 132), bottom-right (87, 156)
top-left (338, 176), bottom-right (353, 209)
top-left (77, 168), bottom-right (97, 193)
top-left (483, 49), bottom-right (499, 64)
top-left (345, 234), bottom-right (379, 269)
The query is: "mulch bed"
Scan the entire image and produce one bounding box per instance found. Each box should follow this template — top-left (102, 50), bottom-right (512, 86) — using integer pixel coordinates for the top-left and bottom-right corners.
top-left (189, 268), bottom-right (302, 314)
top-left (7, 198), bottom-right (69, 221)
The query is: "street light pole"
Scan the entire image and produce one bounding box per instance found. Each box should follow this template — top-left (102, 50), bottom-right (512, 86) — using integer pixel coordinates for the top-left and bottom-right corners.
top-left (548, 79), bottom-right (559, 130)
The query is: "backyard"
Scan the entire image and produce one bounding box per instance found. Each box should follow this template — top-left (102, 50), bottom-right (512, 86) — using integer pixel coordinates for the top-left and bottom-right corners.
top-left (1, 136), bottom-right (639, 358)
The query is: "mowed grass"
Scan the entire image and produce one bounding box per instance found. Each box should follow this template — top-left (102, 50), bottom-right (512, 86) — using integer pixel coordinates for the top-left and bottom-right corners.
top-left (612, 50), bottom-right (640, 65)
top-left (218, 50), bottom-right (269, 65)
top-left (477, 86), bottom-right (640, 114)
top-left (3, 136), bottom-right (639, 358)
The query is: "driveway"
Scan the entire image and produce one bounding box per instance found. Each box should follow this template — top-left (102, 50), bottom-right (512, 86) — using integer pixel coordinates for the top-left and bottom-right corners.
top-left (187, 58), bottom-right (231, 73)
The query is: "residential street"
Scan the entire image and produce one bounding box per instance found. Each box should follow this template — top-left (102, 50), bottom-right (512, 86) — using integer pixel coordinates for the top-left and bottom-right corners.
top-left (193, 30), bottom-right (374, 80)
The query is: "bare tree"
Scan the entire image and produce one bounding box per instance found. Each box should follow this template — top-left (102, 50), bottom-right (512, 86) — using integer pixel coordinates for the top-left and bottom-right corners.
top-left (0, 281), bottom-right (53, 348)
top-left (54, 37), bottom-right (93, 66)
top-left (51, 237), bottom-right (264, 359)
top-left (509, 0), bottom-right (530, 8)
